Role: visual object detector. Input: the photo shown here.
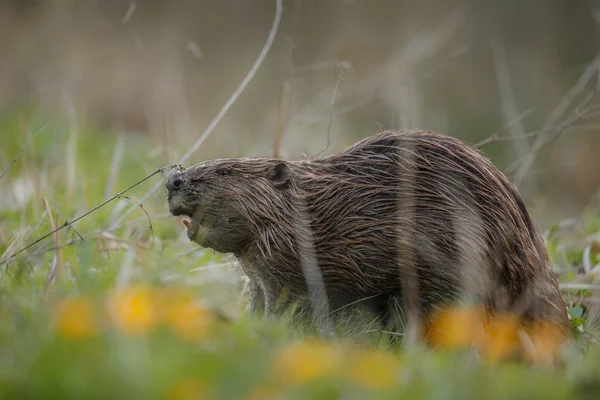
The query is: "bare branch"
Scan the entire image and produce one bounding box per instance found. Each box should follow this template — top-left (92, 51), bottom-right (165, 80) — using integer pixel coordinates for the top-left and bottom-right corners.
top-left (511, 56), bottom-right (600, 187)
top-left (474, 108), bottom-right (535, 148)
top-left (311, 61), bottom-right (349, 159)
top-left (108, 0), bottom-right (283, 231)
top-left (505, 96), bottom-right (600, 180)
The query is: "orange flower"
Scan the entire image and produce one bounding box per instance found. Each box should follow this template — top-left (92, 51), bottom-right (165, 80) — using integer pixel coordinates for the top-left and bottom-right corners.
top-left (272, 338), bottom-right (340, 385)
top-left (153, 287), bottom-right (194, 321)
top-left (167, 378), bottom-right (211, 400)
top-left (346, 349), bottom-right (400, 390)
top-left (521, 320), bottom-right (566, 364)
top-left (54, 297), bottom-right (98, 339)
top-left (106, 286), bottom-right (156, 336)
top-left (426, 305), bottom-right (486, 349)
top-left (476, 313), bottom-right (521, 362)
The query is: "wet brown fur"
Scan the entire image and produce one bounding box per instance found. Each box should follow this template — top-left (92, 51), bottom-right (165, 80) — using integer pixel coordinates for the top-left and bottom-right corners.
top-left (166, 129), bottom-right (570, 334)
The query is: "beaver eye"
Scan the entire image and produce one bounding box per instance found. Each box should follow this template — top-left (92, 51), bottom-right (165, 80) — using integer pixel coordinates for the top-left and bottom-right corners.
top-left (216, 168), bottom-right (231, 176)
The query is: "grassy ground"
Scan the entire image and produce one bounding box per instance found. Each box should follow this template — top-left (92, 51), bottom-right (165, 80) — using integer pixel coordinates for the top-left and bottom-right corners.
top-left (1, 110), bottom-right (600, 400)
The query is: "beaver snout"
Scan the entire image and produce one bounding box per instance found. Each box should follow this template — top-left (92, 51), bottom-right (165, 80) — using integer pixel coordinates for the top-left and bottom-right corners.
top-left (166, 172), bottom-right (193, 217)
top-left (166, 172), bottom-right (184, 191)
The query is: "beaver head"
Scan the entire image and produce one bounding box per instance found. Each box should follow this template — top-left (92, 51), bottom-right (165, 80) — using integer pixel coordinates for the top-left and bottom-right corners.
top-left (165, 158), bottom-right (293, 254)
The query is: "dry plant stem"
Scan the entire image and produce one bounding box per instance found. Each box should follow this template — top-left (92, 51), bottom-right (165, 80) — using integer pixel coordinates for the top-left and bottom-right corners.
top-left (42, 198), bottom-right (62, 289)
top-left (475, 127), bottom-right (539, 148)
top-left (272, 2), bottom-right (310, 158)
top-left (317, 77), bottom-right (341, 158)
top-left (0, 212), bottom-right (178, 266)
top-left (559, 283), bottom-right (600, 291)
top-left (292, 13), bottom-right (466, 127)
top-left (63, 93), bottom-right (78, 200)
top-left (506, 97), bottom-right (600, 180)
top-left (5, 167), bottom-right (167, 263)
top-left (0, 120), bottom-right (55, 182)
top-left (121, 1), bottom-right (136, 24)
top-left (105, 135), bottom-right (125, 199)
top-left (490, 35), bottom-right (529, 158)
top-left (65, 222), bottom-right (85, 245)
top-left (311, 61), bottom-right (348, 159)
top-left (273, 63), bottom-right (293, 158)
top-left (512, 56), bottom-right (600, 187)
top-left (475, 108), bottom-right (534, 149)
top-left (119, 195), bottom-right (155, 246)
top-left (108, 0), bottom-right (283, 231)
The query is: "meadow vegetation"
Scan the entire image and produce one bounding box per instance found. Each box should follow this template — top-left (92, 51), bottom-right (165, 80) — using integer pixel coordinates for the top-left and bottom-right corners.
top-left (1, 109), bottom-right (600, 400)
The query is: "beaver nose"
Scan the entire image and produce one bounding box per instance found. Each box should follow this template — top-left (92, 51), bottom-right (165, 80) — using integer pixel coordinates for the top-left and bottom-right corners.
top-left (166, 173), bottom-right (184, 191)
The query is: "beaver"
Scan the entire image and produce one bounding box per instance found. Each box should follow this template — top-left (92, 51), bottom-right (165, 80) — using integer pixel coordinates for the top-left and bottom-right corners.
top-left (165, 129), bottom-right (570, 337)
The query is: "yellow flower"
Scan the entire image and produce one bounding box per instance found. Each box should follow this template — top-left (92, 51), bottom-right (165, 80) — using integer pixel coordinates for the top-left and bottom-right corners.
top-left (153, 287), bottom-right (194, 321)
top-left (167, 378), bottom-right (211, 400)
top-left (106, 286), bottom-right (156, 336)
top-left (426, 305), bottom-right (486, 349)
top-left (346, 349), bottom-right (400, 390)
top-left (168, 301), bottom-right (216, 342)
top-left (54, 297), bottom-right (98, 339)
top-left (273, 338), bottom-right (340, 385)
top-left (476, 313), bottom-right (520, 362)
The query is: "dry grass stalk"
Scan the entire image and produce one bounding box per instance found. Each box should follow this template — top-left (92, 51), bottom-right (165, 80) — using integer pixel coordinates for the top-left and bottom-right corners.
top-left (43, 197), bottom-right (63, 289)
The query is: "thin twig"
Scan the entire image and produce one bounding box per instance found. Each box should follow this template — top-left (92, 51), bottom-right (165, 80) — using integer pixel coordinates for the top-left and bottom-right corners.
top-left (119, 195), bottom-right (155, 246)
top-left (273, 3), bottom-right (311, 159)
top-left (511, 56), bottom-right (600, 186)
top-left (474, 108), bottom-right (535, 148)
top-left (311, 78), bottom-right (341, 159)
top-left (108, 0), bottom-right (283, 231)
top-left (5, 167), bottom-right (167, 262)
top-left (0, 212), bottom-right (177, 267)
top-left (66, 221), bottom-right (85, 243)
top-left (559, 283), bottom-right (600, 291)
top-left (0, 120), bottom-right (55, 182)
top-left (505, 98), bottom-right (600, 181)
top-left (476, 130), bottom-right (540, 148)
top-left (311, 62), bottom-right (349, 159)
top-left (508, 160), bottom-right (579, 181)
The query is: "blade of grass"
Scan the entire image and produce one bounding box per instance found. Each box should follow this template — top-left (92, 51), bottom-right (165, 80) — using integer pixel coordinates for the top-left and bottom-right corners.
top-left (42, 197), bottom-right (63, 290)
top-left (0, 119), bottom-right (55, 182)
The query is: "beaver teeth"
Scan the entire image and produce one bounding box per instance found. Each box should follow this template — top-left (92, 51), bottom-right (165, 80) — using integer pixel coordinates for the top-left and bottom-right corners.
top-left (182, 219), bottom-right (192, 230)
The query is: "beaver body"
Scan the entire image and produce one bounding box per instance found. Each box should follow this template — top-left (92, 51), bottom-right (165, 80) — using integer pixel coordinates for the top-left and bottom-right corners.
top-left (166, 129), bottom-right (569, 333)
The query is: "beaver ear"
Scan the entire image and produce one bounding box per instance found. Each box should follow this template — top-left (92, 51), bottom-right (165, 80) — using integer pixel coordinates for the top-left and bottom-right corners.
top-left (267, 163), bottom-right (291, 189)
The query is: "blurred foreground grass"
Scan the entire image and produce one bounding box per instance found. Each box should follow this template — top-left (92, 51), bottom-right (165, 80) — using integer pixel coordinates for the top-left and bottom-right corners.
top-left (1, 110), bottom-right (600, 399)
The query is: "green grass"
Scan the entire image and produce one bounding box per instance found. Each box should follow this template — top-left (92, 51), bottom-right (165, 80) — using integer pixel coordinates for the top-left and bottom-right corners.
top-left (1, 110), bottom-right (600, 399)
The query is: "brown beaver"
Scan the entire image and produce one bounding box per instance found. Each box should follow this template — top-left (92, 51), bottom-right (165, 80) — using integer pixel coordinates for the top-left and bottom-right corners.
top-left (165, 129), bottom-right (570, 337)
